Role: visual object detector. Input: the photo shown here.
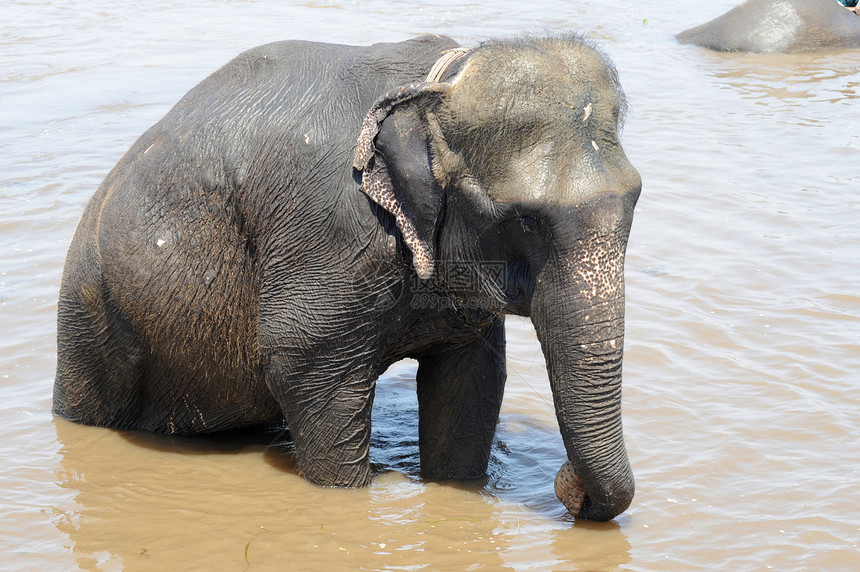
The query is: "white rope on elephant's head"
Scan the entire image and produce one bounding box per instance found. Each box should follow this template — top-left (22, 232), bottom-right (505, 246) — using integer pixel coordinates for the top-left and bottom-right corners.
top-left (425, 47), bottom-right (471, 83)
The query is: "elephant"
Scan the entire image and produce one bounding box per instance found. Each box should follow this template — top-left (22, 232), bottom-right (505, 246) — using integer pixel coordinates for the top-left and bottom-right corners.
top-left (53, 33), bottom-right (641, 522)
top-left (677, 0), bottom-right (860, 52)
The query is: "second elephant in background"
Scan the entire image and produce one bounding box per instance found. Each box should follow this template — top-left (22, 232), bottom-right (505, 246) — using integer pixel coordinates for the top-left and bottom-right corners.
top-left (678, 0), bottom-right (860, 52)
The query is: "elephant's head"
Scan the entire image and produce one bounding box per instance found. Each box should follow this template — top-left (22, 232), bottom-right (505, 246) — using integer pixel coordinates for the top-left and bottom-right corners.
top-left (354, 35), bottom-right (640, 521)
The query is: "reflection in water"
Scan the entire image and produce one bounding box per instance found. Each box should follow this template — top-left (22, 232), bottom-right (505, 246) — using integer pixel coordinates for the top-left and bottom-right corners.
top-left (52, 363), bottom-right (632, 570)
top-left (702, 49), bottom-right (860, 103)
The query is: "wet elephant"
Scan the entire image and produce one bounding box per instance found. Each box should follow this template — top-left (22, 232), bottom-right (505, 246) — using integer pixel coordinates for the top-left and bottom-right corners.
top-left (677, 0), bottom-right (860, 52)
top-left (54, 34), bottom-right (641, 521)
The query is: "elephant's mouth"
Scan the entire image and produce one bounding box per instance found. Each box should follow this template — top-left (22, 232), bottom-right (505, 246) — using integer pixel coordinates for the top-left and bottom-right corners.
top-left (554, 461), bottom-right (587, 516)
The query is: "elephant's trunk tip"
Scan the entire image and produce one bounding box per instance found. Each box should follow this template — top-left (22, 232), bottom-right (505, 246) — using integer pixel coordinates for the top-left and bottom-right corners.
top-left (554, 460), bottom-right (634, 521)
top-left (554, 461), bottom-right (586, 516)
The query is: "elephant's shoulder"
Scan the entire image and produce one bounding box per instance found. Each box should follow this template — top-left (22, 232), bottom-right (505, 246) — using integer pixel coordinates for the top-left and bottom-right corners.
top-left (362, 35), bottom-right (460, 66)
top-left (384, 34), bottom-right (460, 53)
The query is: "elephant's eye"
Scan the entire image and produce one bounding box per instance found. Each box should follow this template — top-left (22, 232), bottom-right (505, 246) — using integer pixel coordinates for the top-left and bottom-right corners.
top-left (519, 215), bottom-right (539, 234)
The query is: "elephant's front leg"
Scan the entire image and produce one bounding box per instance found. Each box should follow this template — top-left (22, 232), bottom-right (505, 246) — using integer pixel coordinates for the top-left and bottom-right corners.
top-left (264, 353), bottom-right (375, 487)
top-left (416, 318), bottom-right (507, 479)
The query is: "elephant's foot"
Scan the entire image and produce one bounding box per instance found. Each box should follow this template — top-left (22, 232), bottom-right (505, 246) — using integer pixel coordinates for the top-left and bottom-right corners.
top-left (554, 461), bottom-right (586, 516)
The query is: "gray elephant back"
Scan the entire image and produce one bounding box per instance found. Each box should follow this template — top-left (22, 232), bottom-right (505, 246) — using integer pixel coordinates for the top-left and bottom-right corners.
top-left (154, 35), bottom-right (459, 174)
top-left (677, 0), bottom-right (860, 53)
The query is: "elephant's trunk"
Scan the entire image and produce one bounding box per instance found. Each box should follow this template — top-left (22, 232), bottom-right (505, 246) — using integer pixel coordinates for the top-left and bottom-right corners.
top-left (531, 222), bottom-right (635, 522)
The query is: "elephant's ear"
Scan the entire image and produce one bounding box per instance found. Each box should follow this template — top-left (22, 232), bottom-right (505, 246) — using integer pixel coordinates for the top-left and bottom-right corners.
top-left (354, 82), bottom-right (451, 280)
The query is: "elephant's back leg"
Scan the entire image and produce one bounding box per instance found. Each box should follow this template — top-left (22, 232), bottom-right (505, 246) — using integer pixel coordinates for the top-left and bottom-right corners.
top-left (54, 215), bottom-right (148, 429)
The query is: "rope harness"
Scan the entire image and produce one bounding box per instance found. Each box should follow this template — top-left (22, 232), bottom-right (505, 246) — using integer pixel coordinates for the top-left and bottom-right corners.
top-left (424, 47), bottom-right (471, 83)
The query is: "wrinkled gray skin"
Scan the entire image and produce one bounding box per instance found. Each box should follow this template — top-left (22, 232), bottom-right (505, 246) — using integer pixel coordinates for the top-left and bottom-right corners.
top-left (678, 0), bottom-right (860, 52)
top-left (54, 34), bottom-right (640, 521)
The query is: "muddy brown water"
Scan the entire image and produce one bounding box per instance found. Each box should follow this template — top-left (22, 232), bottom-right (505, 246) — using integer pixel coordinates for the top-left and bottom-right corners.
top-left (2, 1), bottom-right (859, 570)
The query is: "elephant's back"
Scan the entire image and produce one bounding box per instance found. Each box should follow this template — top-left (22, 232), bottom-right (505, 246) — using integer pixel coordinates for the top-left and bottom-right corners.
top-left (123, 35), bottom-right (462, 238)
top-left (165, 35), bottom-right (460, 145)
top-left (677, 0), bottom-right (860, 53)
